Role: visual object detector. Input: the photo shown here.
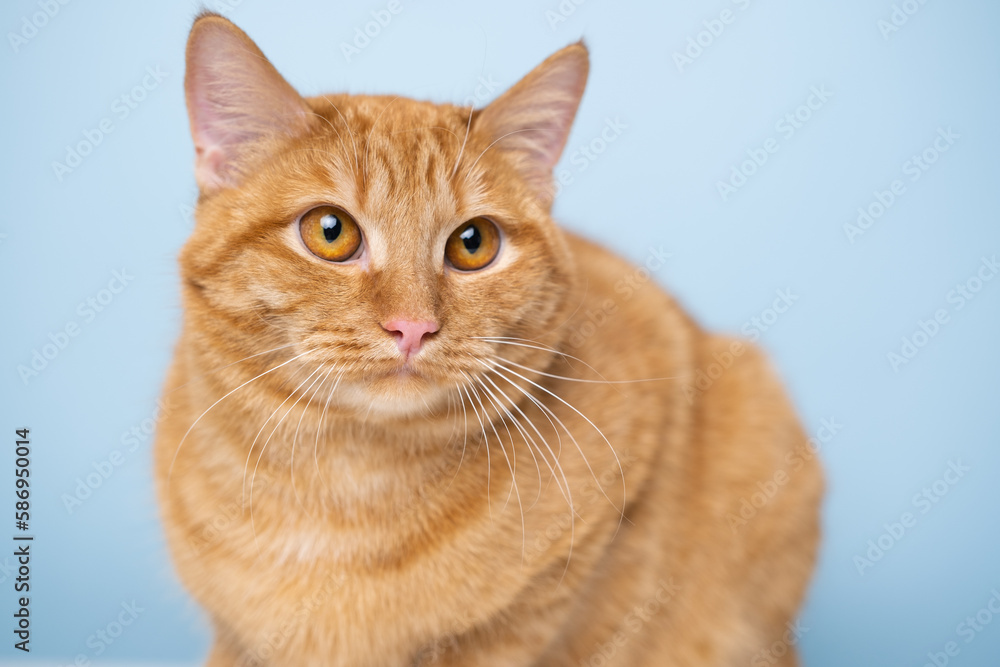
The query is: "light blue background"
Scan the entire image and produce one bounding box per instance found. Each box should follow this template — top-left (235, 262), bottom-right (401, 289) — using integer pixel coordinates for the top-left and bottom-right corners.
top-left (2, 0), bottom-right (999, 664)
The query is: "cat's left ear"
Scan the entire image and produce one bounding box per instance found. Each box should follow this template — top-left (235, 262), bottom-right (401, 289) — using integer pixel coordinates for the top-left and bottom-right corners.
top-left (184, 13), bottom-right (313, 192)
top-left (474, 42), bottom-right (589, 206)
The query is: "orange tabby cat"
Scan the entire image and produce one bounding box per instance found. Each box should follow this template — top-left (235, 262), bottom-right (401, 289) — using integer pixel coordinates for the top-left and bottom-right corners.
top-left (155, 13), bottom-right (823, 667)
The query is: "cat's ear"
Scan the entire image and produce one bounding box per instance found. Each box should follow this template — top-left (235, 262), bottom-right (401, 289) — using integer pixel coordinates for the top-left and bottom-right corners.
top-left (184, 13), bottom-right (312, 192)
top-left (474, 42), bottom-right (589, 205)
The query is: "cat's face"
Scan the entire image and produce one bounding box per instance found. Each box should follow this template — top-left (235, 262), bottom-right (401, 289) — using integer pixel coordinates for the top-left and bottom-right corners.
top-left (180, 15), bottom-right (588, 418)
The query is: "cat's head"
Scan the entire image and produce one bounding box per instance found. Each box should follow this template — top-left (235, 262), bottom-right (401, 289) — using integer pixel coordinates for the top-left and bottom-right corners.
top-left (179, 14), bottom-right (588, 418)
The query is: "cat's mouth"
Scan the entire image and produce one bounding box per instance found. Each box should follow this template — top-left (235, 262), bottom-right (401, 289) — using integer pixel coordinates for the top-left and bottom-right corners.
top-left (357, 354), bottom-right (434, 383)
top-left (382, 364), bottom-right (420, 380)
top-left (304, 344), bottom-right (480, 417)
top-left (333, 363), bottom-right (449, 417)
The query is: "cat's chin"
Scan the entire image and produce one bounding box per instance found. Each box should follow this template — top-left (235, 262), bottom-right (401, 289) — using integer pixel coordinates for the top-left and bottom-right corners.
top-left (337, 369), bottom-right (453, 419)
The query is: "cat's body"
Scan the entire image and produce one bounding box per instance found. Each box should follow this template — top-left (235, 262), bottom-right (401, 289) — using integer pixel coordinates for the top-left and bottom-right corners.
top-left (155, 14), bottom-right (822, 667)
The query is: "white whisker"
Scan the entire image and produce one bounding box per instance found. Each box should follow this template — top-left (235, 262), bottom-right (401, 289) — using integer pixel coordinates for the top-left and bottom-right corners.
top-left (496, 355), bottom-right (678, 385)
top-left (167, 348), bottom-right (314, 486)
top-left (473, 376), bottom-right (526, 558)
top-left (473, 336), bottom-right (612, 383)
top-left (447, 382), bottom-right (470, 489)
top-left (309, 108), bottom-right (354, 172)
top-left (162, 342), bottom-right (297, 398)
top-left (461, 128), bottom-right (547, 185)
top-left (314, 368), bottom-right (347, 502)
top-left (458, 380), bottom-right (492, 524)
top-left (477, 366), bottom-right (577, 585)
top-left (475, 373), bottom-right (545, 508)
top-left (490, 361), bottom-right (628, 532)
top-left (242, 364), bottom-right (324, 512)
top-left (291, 364), bottom-right (336, 512)
top-left (248, 364), bottom-right (326, 557)
top-left (451, 102), bottom-right (475, 179)
top-left (319, 94), bottom-right (359, 170)
top-left (465, 374), bottom-right (514, 510)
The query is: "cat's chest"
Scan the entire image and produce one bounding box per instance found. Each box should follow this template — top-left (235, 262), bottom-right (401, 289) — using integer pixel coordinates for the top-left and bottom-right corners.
top-left (214, 516), bottom-right (504, 665)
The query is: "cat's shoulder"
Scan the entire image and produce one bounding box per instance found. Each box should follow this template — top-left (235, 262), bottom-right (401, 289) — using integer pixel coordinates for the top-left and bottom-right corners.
top-left (560, 227), bottom-right (688, 321)
top-left (561, 229), bottom-right (638, 269)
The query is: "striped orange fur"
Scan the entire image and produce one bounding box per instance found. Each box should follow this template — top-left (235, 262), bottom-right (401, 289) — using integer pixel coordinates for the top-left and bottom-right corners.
top-left (154, 13), bottom-right (823, 666)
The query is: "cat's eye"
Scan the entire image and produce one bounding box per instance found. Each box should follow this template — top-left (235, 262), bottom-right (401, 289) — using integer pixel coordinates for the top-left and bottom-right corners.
top-left (445, 217), bottom-right (500, 271)
top-left (299, 205), bottom-right (362, 262)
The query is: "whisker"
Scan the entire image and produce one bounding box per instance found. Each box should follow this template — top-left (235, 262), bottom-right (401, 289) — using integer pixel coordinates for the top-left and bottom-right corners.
top-left (167, 348), bottom-right (314, 486)
top-left (451, 102), bottom-right (475, 179)
top-left (452, 20), bottom-right (489, 181)
top-left (447, 382), bottom-right (470, 489)
top-left (473, 337), bottom-right (612, 382)
top-left (461, 128), bottom-right (547, 186)
top-left (473, 376), bottom-right (527, 564)
top-left (242, 364), bottom-right (325, 512)
top-left (490, 362), bottom-right (628, 531)
top-left (496, 356), bottom-right (678, 385)
top-left (314, 368), bottom-right (347, 501)
top-left (308, 108), bottom-right (354, 171)
top-left (291, 364), bottom-right (336, 512)
top-left (478, 366), bottom-right (577, 584)
top-left (248, 364), bottom-right (326, 557)
top-left (474, 377), bottom-right (518, 492)
top-left (482, 368), bottom-right (577, 517)
top-left (477, 367), bottom-right (573, 499)
top-left (458, 381), bottom-right (492, 525)
top-left (318, 94), bottom-right (360, 170)
top-left (475, 372), bottom-right (545, 508)
top-left (161, 342), bottom-right (297, 398)
top-left (464, 374), bottom-right (515, 511)
top-left (474, 376), bottom-right (524, 518)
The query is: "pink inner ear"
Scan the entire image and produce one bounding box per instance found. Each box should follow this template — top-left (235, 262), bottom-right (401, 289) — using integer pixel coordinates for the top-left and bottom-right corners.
top-left (193, 144), bottom-right (227, 190)
top-left (473, 43), bottom-right (589, 202)
top-left (184, 16), bottom-right (310, 191)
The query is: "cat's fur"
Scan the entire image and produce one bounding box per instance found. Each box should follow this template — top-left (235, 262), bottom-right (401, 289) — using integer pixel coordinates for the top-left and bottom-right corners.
top-left (154, 13), bottom-right (823, 667)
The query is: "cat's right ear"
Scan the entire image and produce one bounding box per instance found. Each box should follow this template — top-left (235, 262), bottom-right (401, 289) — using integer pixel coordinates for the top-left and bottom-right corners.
top-left (474, 42), bottom-right (589, 206)
top-left (184, 13), bottom-right (312, 193)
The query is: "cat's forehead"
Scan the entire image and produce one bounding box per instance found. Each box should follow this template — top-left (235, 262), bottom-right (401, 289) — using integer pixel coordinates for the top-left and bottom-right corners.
top-left (309, 94), bottom-right (470, 160)
top-left (299, 95), bottom-right (496, 231)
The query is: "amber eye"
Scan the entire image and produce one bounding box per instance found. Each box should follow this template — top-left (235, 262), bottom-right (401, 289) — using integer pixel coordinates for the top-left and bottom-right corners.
top-left (299, 205), bottom-right (362, 262)
top-left (445, 217), bottom-right (501, 271)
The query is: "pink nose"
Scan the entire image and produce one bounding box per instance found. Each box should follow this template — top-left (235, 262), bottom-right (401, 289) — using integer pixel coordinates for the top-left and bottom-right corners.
top-left (382, 319), bottom-right (439, 359)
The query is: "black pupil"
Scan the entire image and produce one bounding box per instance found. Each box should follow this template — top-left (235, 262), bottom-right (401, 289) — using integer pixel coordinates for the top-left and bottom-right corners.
top-left (320, 214), bottom-right (342, 243)
top-left (460, 224), bottom-right (482, 253)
